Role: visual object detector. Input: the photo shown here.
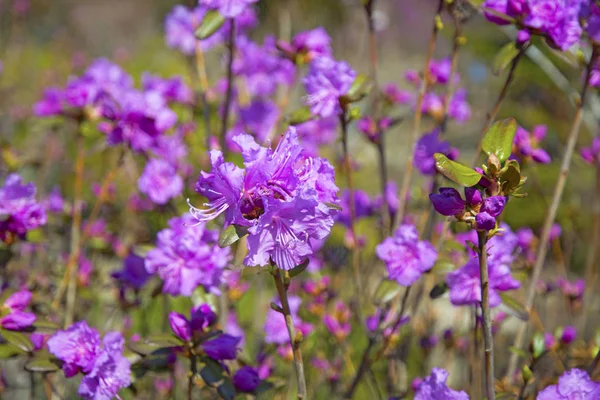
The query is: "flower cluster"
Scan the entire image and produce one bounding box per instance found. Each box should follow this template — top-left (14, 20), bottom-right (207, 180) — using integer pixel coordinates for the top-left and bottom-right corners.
top-left (414, 368), bottom-right (469, 400)
top-left (537, 368), bottom-right (600, 399)
top-left (0, 174), bottom-right (47, 242)
top-left (48, 321), bottom-right (131, 400)
top-left (414, 129), bottom-right (459, 176)
top-left (512, 124), bottom-right (551, 164)
top-left (145, 214), bottom-right (231, 296)
top-left (0, 290), bottom-right (36, 331)
top-left (190, 128), bottom-right (338, 270)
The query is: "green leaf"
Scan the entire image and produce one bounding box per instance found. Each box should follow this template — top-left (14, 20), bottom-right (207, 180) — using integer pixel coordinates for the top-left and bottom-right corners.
top-left (373, 279), bottom-right (402, 304)
top-left (286, 107), bottom-right (314, 125)
top-left (0, 343), bottom-right (25, 358)
top-left (492, 42), bottom-right (520, 75)
top-left (324, 202), bottom-right (343, 211)
top-left (24, 358), bottom-right (60, 372)
top-left (145, 334), bottom-right (184, 348)
top-left (289, 258), bottom-right (310, 278)
top-left (0, 329), bottom-right (33, 352)
top-left (218, 225), bottom-right (249, 248)
top-left (195, 11), bottom-right (226, 40)
top-left (532, 333), bottom-right (545, 358)
top-left (200, 359), bottom-right (225, 386)
top-left (31, 320), bottom-right (60, 334)
top-left (500, 163), bottom-right (521, 194)
top-left (429, 283), bottom-right (448, 299)
top-left (509, 346), bottom-right (528, 358)
top-left (499, 292), bottom-right (529, 321)
top-left (346, 74), bottom-right (370, 101)
top-left (434, 153), bottom-right (482, 187)
top-left (217, 379), bottom-right (236, 400)
top-left (481, 118), bottom-right (517, 163)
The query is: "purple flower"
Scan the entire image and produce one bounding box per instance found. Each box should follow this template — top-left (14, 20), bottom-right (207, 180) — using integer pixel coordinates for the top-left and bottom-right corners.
top-left (538, 368), bottom-right (600, 399)
top-left (190, 129), bottom-right (338, 270)
top-left (580, 137), bottom-right (600, 165)
top-left (414, 129), bottom-right (459, 175)
top-left (111, 253), bottom-right (151, 290)
top-left (429, 188), bottom-right (466, 216)
top-left (233, 366), bottom-right (260, 392)
top-left (448, 88), bottom-right (472, 123)
top-left (290, 27), bottom-right (332, 59)
top-left (335, 189), bottom-right (373, 228)
top-left (303, 56), bottom-right (356, 118)
top-left (414, 368), bottom-right (469, 400)
top-left (376, 224), bottom-right (437, 286)
top-left (169, 312), bottom-right (191, 341)
top-left (264, 296), bottom-right (311, 344)
top-left (78, 332), bottom-right (131, 400)
top-left (145, 214), bottom-right (231, 296)
top-left (374, 181), bottom-right (400, 221)
top-left (557, 277), bottom-right (585, 301)
top-left (202, 334), bottom-right (241, 360)
top-left (0, 174), bottom-right (47, 241)
top-left (142, 73), bottom-right (193, 104)
top-left (44, 186), bottom-right (65, 214)
top-left (3, 290), bottom-right (32, 311)
top-left (230, 99), bottom-right (280, 145)
top-left (199, 0), bottom-right (258, 18)
top-left (323, 301), bottom-right (351, 341)
top-left (295, 116), bottom-right (338, 156)
top-left (429, 58), bottom-right (456, 85)
top-left (482, 0), bottom-right (511, 25)
top-left (0, 312), bottom-right (36, 331)
top-left (47, 321), bottom-right (102, 377)
top-left (560, 325), bottom-right (577, 344)
top-left (138, 158), bottom-right (184, 205)
top-left (512, 125), bottom-right (551, 164)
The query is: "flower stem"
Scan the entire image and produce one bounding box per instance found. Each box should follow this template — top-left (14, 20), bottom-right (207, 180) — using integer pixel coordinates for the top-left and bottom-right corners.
top-left (220, 19), bottom-right (236, 154)
top-left (394, 0), bottom-right (444, 227)
top-left (188, 353), bottom-right (197, 400)
top-left (439, 17), bottom-right (462, 135)
top-left (470, 43), bottom-right (528, 168)
top-left (477, 230), bottom-right (495, 400)
top-left (506, 47), bottom-right (598, 383)
top-left (339, 114), bottom-right (362, 297)
top-left (272, 269), bottom-right (307, 399)
top-left (64, 129), bottom-right (85, 328)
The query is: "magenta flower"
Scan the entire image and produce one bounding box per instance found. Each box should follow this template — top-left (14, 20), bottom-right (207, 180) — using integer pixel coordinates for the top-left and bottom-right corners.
top-left (448, 88), bottom-right (472, 122)
top-left (233, 366), bottom-right (261, 393)
top-left (142, 73), bottom-right (193, 104)
top-left (77, 332), bottom-right (131, 400)
top-left (414, 368), bottom-right (469, 400)
top-left (138, 158), bottom-right (184, 205)
top-left (290, 27), bottom-right (332, 59)
top-left (295, 116), bottom-right (338, 156)
top-left (264, 296), bottom-right (311, 344)
top-left (43, 186), bottom-right (65, 214)
top-left (228, 99), bottom-right (280, 146)
top-left (111, 253), bottom-right (151, 291)
top-left (0, 174), bottom-right (47, 241)
top-left (429, 188), bottom-right (466, 216)
top-left (1, 290), bottom-right (36, 331)
top-left (512, 124), bottom-right (551, 164)
top-left (323, 301), bottom-right (351, 341)
top-left (145, 214), bottom-right (231, 296)
top-left (47, 321), bottom-right (102, 377)
top-left (169, 312), bottom-right (192, 342)
top-left (538, 368), bottom-right (600, 399)
top-left (560, 325), bottom-right (577, 344)
top-left (580, 137), bottom-right (600, 166)
top-left (190, 129), bottom-right (338, 270)
top-left (202, 334), bottom-right (241, 360)
top-left (376, 224), bottom-right (437, 286)
top-left (303, 56), bottom-right (356, 118)
top-left (199, 0), bottom-right (258, 18)
top-left (414, 129), bottom-right (459, 175)
top-left (335, 189), bottom-right (374, 228)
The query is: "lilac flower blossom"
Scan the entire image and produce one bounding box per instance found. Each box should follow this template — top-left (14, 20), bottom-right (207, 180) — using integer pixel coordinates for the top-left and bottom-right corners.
top-left (43, 186), bottom-right (65, 214)
top-left (414, 129), bottom-right (459, 175)
top-left (190, 128), bottom-right (338, 270)
top-left (374, 181), bottom-right (400, 221)
top-left (538, 368), bottom-right (600, 399)
top-left (356, 116), bottom-right (391, 143)
top-left (138, 158), bottom-right (184, 205)
top-left (294, 116), bottom-right (338, 156)
top-left (512, 124), bottom-right (551, 164)
top-left (199, 0), bottom-right (258, 18)
top-left (0, 290), bottom-right (36, 331)
top-left (202, 334), bottom-right (241, 360)
top-left (336, 189), bottom-right (373, 228)
top-left (414, 368), bottom-right (469, 400)
top-left (264, 296), bottom-right (311, 344)
top-left (233, 366), bottom-right (261, 392)
top-left (0, 174), bottom-right (47, 241)
top-left (285, 27), bottom-right (332, 60)
top-left (142, 73), bottom-right (193, 104)
top-left (580, 137), bottom-right (600, 166)
top-left (228, 99), bottom-right (280, 147)
top-left (303, 56), bottom-right (356, 118)
top-left (376, 224), bottom-right (437, 286)
top-left (323, 301), bottom-right (351, 341)
top-left (111, 253), bottom-right (151, 291)
top-left (145, 214), bottom-right (231, 296)
top-left (47, 321), bottom-right (102, 377)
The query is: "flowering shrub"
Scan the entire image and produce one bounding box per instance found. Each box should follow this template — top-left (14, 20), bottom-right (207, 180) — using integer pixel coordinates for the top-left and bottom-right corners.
top-left (2, 0), bottom-right (600, 399)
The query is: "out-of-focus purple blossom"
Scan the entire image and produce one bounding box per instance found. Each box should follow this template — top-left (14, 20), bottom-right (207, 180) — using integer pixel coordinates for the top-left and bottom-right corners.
top-left (111, 253), bottom-right (151, 291)
top-left (225, 312), bottom-right (245, 347)
top-left (374, 181), bottom-right (400, 221)
top-left (356, 116), bottom-right (391, 143)
top-left (548, 222), bottom-right (562, 241)
top-left (0, 174), bottom-right (47, 241)
top-left (199, 0), bottom-right (258, 18)
top-left (145, 214), bottom-right (231, 296)
top-left (286, 27), bottom-right (332, 60)
top-left (295, 116), bottom-right (338, 156)
top-left (376, 224), bottom-right (437, 286)
top-left (229, 99), bottom-right (280, 145)
top-left (448, 88), bottom-right (472, 123)
top-left (234, 36), bottom-right (295, 97)
top-left (142, 73), bottom-right (193, 104)
top-left (580, 137), bottom-right (600, 165)
top-left (323, 301), bottom-right (351, 341)
top-left (512, 124), bottom-right (551, 164)
top-left (335, 190), bottom-right (373, 228)
top-left (44, 186), bottom-right (65, 214)
top-left (538, 368), bottom-right (600, 400)
top-left (47, 321), bottom-right (102, 378)
top-left (233, 366), bottom-right (260, 392)
top-left (165, 5), bottom-right (256, 55)
top-left (545, 332), bottom-right (558, 350)
top-left (516, 227), bottom-right (536, 263)
top-left (223, 270), bottom-right (249, 301)
top-left (414, 368), bottom-right (469, 400)
top-left (303, 56), bottom-right (356, 118)
top-left (264, 296), bottom-right (312, 344)
top-left (429, 58), bottom-right (457, 85)
top-left (31, 333), bottom-right (47, 351)
top-left (78, 255), bottom-right (93, 288)
top-left (138, 158), bottom-right (184, 205)
top-left (190, 304), bottom-right (217, 332)
top-left (414, 129), bottom-right (459, 175)
top-left (383, 83), bottom-right (413, 105)
top-left (77, 332), bottom-right (131, 400)
top-left (202, 334), bottom-right (241, 360)
top-left (190, 129), bottom-right (338, 270)
top-left (151, 130), bottom-right (189, 171)
top-left (557, 278), bottom-right (585, 301)
top-left (560, 325), bottom-right (577, 344)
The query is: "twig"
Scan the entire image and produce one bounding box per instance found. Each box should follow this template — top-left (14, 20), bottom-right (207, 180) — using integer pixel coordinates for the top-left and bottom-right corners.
top-left (272, 269), bottom-right (307, 399)
top-left (220, 19), bottom-right (236, 153)
top-left (64, 130), bottom-right (85, 327)
top-left (478, 231), bottom-right (495, 400)
top-left (470, 43), bottom-right (528, 168)
top-left (188, 354), bottom-right (197, 400)
top-left (588, 348), bottom-right (600, 375)
top-left (394, 0), bottom-right (444, 227)
top-left (506, 46), bottom-right (598, 383)
top-left (439, 17), bottom-right (462, 134)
